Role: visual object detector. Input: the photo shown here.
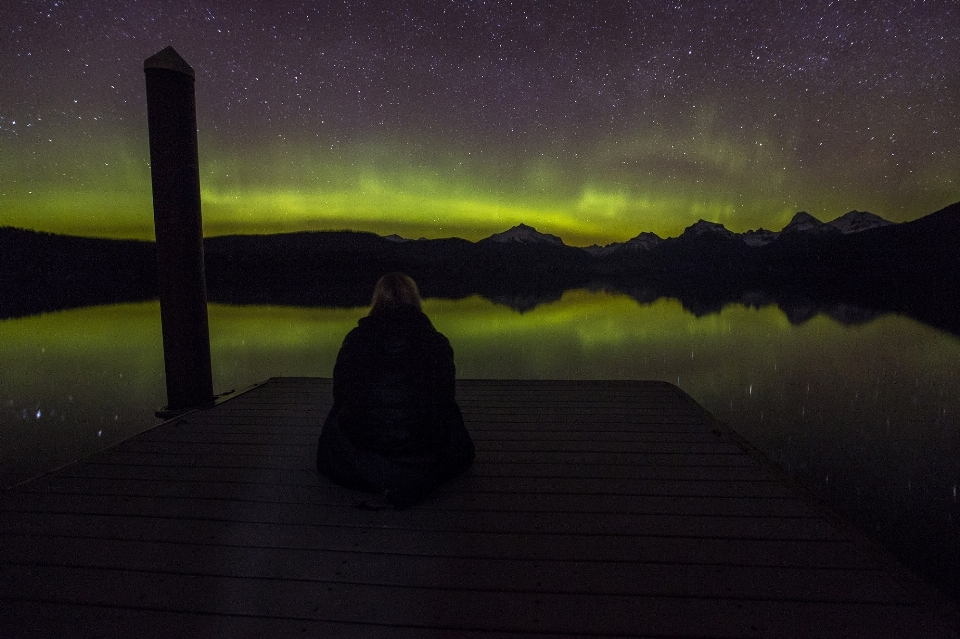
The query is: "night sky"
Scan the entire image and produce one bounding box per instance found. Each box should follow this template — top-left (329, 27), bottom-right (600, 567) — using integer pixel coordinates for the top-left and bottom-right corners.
top-left (2, 1), bottom-right (959, 246)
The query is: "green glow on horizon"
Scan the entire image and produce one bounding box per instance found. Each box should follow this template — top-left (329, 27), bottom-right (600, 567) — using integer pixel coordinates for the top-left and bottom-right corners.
top-left (2, 124), bottom-right (958, 244)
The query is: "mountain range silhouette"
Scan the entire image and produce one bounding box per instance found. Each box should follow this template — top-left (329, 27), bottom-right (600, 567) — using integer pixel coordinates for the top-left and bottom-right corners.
top-left (1, 202), bottom-right (958, 334)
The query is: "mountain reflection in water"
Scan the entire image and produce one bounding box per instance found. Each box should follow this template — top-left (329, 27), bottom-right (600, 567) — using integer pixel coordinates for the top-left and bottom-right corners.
top-left (1, 290), bottom-right (958, 602)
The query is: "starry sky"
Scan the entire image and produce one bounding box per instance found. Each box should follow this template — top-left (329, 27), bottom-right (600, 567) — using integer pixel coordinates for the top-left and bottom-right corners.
top-left (2, 1), bottom-right (959, 246)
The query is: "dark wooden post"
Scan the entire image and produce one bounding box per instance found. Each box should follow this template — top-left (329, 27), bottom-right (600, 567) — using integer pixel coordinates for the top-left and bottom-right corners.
top-left (144, 46), bottom-right (214, 414)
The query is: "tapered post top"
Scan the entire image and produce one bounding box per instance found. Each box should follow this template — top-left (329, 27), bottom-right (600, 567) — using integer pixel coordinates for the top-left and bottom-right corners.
top-left (144, 46), bottom-right (195, 78)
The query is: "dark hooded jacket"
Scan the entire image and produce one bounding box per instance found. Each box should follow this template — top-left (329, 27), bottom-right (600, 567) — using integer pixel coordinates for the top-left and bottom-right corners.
top-left (331, 305), bottom-right (459, 456)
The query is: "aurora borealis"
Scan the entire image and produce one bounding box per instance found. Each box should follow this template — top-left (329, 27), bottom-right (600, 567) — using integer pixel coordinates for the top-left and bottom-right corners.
top-left (2, 1), bottom-right (959, 245)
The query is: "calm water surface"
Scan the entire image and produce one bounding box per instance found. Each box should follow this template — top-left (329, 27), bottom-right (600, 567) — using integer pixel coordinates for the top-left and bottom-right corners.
top-left (2, 290), bottom-right (958, 600)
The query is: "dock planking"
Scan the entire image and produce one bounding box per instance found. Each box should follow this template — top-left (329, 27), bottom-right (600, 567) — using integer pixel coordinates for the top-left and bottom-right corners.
top-left (2, 378), bottom-right (958, 638)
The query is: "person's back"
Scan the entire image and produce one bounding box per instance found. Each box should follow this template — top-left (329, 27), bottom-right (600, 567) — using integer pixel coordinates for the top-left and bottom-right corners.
top-left (316, 274), bottom-right (474, 508)
top-left (335, 303), bottom-right (455, 456)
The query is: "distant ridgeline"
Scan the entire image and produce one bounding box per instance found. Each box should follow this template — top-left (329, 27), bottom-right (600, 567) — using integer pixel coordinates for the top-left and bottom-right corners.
top-left (0, 229), bottom-right (158, 319)
top-left (2, 202), bottom-right (959, 334)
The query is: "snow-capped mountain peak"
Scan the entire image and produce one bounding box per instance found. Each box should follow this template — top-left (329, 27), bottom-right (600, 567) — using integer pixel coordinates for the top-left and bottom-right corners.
top-left (582, 231), bottom-right (663, 256)
top-left (782, 211), bottom-right (831, 233)
top-left (681, 220), bottom-right (736, 240)
top-left (826, 210), bottom-right (894, 234)
top-left (485, 223), bottom-right (566, 246)
top-left (623, 231), bottom-right (664, 250)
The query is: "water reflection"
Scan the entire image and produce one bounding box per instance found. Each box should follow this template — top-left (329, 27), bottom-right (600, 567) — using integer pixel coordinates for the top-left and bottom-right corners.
top-left (0, 303), bottom-right (166, 487)
top-left (1, 291), bottom-right (958, 601)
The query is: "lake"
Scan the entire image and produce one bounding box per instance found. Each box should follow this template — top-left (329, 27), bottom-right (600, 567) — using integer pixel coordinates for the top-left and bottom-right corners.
top-left (1, 289), bottom-right (958, 602)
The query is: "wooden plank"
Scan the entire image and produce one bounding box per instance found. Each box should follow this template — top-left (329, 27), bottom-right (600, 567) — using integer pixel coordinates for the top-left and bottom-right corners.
top-left (1, 601), bottom-right (570, 639)
top-left (51, 457), bottom-right (776, 484)
top-left (87, 448), bottom-right (759, 469)
top-left (48, 460), bottom-right (780, 488)
top-left (150, 417), bottom-right (716, 432)
top-left (112, 438), bottom-right (749, 456)
top-left (2, 564), bottom-right (953, 639)
top-left (28, 456), bottom-right (772, 488)
top-left (1, 535), bottom-right (912, 604)
top-left (0, 511), bottom-right (877, 568)
top-left (1, 602), bottom-right (544, 639)
top-left (15, 476), bottom-right (812, 518)
top-left (2, 493), bottom-right (839, 539)
top-left (135, 427), bottom-right (730, 444)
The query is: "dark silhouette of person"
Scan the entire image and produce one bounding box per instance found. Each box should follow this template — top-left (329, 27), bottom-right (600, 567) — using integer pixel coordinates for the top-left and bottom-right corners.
top-left (316, 273), bottom-right (475, 508)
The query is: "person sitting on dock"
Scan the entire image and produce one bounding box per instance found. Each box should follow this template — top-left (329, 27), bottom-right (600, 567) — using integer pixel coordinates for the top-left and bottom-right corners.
top-left (316, 273), bottom-right (475, 509)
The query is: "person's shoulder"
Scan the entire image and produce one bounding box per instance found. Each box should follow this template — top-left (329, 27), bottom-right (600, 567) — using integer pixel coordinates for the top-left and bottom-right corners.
top-left (425, 324), bottom-right (453, 354)
top-left (428, 324), bottom-right (450, 343)
top-left (343, 321), bottom-right (366, 339)
top-left (340, 320), bottom-right (375, 350)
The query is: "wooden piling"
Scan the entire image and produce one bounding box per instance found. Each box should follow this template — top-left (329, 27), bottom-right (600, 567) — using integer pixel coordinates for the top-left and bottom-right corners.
top-left (143, 46), bottom-right (213, 413)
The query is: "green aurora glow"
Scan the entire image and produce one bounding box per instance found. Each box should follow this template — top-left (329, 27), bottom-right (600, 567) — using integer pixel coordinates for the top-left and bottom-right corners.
top-left (4, 124), bottom-right (958, 245)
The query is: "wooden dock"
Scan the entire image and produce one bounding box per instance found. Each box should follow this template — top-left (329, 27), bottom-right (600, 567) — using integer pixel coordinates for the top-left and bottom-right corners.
top-left (2, 378), bottom-right (957, 638)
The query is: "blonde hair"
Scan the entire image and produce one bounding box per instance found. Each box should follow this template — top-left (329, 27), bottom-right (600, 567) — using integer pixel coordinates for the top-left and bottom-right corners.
top-left (370, 273), bottom-right (422, 314)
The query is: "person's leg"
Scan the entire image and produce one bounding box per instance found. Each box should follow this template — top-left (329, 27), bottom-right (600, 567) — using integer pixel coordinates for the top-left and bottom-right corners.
top-left (317, 407), bottom-right (474, 508)
top-left (316, 409), bottom-right (376, 491)
top-left (435, 416), bottom-right (475, 485)
top-left (318, 408), bottom-right (433, 497)
top-left (385, 418), bottom-right (476, 509)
